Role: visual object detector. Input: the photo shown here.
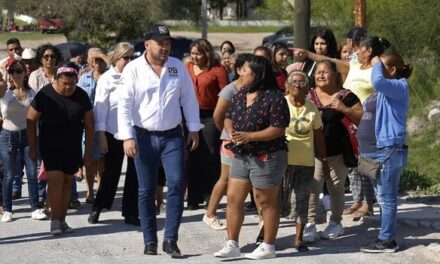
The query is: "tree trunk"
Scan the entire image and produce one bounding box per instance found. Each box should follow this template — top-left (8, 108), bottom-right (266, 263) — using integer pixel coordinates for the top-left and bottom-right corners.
top-left (355, 0), bottom-right (366, 28)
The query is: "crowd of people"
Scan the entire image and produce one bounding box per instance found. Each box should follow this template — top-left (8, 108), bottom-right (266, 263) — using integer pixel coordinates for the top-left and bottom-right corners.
top-left (0, 23), bottom-right (412, 259)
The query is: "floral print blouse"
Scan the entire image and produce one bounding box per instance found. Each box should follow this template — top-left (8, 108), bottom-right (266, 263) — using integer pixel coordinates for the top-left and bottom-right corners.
top-left (225, 88), bottom-right (290, 156)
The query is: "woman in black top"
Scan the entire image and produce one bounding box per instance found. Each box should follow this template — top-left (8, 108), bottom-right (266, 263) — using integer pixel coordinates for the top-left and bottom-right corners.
top-left (27, 62), bottom-right (94, 236)
top-left (303, 60), bottom-right (363, 241)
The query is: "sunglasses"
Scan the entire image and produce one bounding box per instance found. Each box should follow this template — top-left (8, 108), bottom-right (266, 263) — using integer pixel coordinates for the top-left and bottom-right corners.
top-left (287, 80), bottom-right (307, 87)
top-left (93, 57), bottom-right (106, 63)
top-left (122, 56), bottom-right (135, 61)
top-left (43, 54), bottom-right (57, 60)
top-left (7, 68), bottom-right (24, 75)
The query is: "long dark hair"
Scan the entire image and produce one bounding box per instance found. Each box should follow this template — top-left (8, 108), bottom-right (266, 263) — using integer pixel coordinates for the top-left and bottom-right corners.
top-left (7, 60), bottom-right (31, 90)
top-left (269, 42), bottom-right (289, 73)
top-left (309, 28), bottom-right (338, 58)
top-left (247, 56), bottom-right (280, 93)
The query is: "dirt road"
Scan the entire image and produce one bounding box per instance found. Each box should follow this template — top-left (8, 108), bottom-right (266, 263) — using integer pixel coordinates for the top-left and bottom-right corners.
top-left (172, 31), bottom-right (269, 53)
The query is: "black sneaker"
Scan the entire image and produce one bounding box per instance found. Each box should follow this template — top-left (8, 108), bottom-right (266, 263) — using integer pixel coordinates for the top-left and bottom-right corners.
top-left (88, 209), bottom-right (101, 224)
top-left (360, 239), bottom-right (399, 253)
top-left (124, 216), bottom-right (140, 226)
top-left (69, 200), bottom-right (81, 210)
top-left (12, 191), bottom-right (22, 200)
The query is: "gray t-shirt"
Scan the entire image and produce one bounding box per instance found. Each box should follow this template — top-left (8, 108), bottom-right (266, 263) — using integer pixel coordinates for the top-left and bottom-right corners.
top-left (218, 83), bottom-right (238, 140)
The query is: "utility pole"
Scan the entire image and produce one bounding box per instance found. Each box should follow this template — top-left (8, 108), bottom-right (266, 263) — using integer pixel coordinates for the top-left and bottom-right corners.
top-left (293, 0), bottom-right (310, 49)
top-left (354, 0), bottom-right (366, 28)
top-left (201, 0), bottom-right (208, 39)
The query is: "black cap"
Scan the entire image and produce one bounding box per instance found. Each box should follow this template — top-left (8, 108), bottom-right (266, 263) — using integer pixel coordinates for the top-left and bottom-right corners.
top-left (145, 24), bottom-right (171, 41)
top-left (345, 27), bottom-right (367, 42)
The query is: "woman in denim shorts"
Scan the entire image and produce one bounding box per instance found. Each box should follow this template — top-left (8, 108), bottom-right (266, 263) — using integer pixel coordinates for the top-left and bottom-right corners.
top-left (214, 56), bottom-right (290, 260)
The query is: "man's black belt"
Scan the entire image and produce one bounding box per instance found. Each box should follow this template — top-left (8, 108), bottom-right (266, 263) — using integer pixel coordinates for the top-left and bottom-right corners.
top-left (134, 126), bottom-right (180, 136)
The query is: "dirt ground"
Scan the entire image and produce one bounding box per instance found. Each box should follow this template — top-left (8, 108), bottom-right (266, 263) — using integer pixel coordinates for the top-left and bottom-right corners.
top-left (171, 31), bottom-right (270, 53)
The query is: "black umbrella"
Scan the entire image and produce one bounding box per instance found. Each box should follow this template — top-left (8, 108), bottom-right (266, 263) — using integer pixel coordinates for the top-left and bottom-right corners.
top-left (55, 41), bottom-right (91, 59)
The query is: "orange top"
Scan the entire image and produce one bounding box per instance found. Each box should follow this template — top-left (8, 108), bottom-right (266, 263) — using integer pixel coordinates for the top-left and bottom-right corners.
top-left (186, 63), bottom-right (229, 110)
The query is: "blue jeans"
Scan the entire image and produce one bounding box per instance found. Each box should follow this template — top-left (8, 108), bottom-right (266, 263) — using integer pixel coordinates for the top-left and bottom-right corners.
top-left (0, 129), bottom-right (39, 212)
top-left (12, 166), bottom-right (23, 193)
top-left (133, 126), bottom-right (184, 245)
top-left (362, 145), bottom-right (408, 241)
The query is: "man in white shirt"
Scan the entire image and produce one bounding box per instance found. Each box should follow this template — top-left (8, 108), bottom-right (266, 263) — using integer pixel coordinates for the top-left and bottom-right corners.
top-left (118, 24), bottom-right (202, 257)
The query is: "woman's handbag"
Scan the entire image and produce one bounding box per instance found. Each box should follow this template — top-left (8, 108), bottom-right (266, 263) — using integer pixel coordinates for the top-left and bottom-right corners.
top-left (358, 149), bottom-right (396, 180)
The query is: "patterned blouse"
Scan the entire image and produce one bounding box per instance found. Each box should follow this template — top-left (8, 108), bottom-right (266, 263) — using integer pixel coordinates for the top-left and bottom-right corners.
top-left (225, 88), bottom-right (290, 156)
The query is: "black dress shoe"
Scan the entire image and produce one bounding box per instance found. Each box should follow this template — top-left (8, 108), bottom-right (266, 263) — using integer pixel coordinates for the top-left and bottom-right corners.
top-left (186, 204), bottom-right (200, 211)
top-left (88, 210), bottom-right (101, 224)
top-left (12, 191), bottom-right (22, 200)
top-left (124, 216), bottom-right (140, 226)
top-left (162, 239), bottom-right (181, 257)
top-left (144, 243), bottom-right (158, 255)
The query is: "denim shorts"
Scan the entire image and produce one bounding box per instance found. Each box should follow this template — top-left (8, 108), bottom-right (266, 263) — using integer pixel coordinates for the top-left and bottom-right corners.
top-left (230, 150), bottom-right (287, 189)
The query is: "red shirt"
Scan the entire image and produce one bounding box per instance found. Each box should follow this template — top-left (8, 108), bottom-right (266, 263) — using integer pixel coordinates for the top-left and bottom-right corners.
top-left (186, 63), bottom-right (229, 110)
top-left (275, 69), bottom-right (288, 91)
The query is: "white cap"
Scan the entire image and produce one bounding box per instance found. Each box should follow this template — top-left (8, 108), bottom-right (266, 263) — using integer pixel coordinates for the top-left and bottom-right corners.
top-left (21, 48), bottom-right (36, 60)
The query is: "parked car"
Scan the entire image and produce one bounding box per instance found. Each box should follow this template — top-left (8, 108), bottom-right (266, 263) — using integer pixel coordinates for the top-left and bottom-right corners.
top-left (40, 18), bottom-right (63, 34)
top-left (262, 26), bottom-right (321, 47)
top-left (262, 26), bottom-right (293, 46)
top-left (272, 36), bottom-right (295, 48)
top-left (133, 36), bottom-right (194, 60)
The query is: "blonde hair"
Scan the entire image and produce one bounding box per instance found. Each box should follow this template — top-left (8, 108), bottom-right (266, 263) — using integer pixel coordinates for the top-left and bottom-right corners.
top-left (109, 42), bottom-right (134, 66)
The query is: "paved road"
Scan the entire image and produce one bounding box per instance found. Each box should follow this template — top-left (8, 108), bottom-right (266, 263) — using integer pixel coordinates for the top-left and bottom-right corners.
top-left (1, 171), bottom-right (439, 264)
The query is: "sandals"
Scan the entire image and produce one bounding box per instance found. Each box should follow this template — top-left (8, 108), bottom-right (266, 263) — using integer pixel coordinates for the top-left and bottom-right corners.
top-left (295, 243), bottom-right (309, 252)
top-left (343, 202), bottom-right (362, 215)
top-left (352, 207), bottom-right (374, 221)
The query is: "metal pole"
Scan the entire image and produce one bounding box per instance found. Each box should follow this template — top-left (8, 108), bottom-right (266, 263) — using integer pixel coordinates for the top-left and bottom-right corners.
top-left (294, 0), bottom-right (310, 49)
top-left (201, 0), bottom-right (208, 39)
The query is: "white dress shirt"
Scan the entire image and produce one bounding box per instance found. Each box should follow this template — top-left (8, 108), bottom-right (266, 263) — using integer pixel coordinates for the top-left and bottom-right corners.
top-left (117, 54), bottom-right (203, 140)
top-left (28, 67), bottom-right (53, 92)
top-left (94, 66), bottom-right (121, 135)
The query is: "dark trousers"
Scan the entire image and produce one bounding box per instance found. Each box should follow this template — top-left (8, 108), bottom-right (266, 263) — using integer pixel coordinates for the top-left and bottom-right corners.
top-left (187, 114), bottom-right (221, 206)
top-left (93, 132), bottom-right (138, 217)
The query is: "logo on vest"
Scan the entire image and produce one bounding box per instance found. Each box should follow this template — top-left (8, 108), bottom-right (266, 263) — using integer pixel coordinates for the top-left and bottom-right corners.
top-left (168, 67), bottom-right (178, 77)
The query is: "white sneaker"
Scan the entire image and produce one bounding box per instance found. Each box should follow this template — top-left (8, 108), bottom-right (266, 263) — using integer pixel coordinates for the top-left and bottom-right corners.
top-left (321, 221), bottom-right (344, 239)
top-left (303, 223), bottom-right (317, 242)
top-left (1, 211), bottom-right (12, 222)
top-left (244, 244), bottom-right (276, 260)
top-left (203, 214), bottom-right (227, 230)
top-left (31, 209), bottom-right (48, 220)
top-left (214, 240), bottom-right (240, 258)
